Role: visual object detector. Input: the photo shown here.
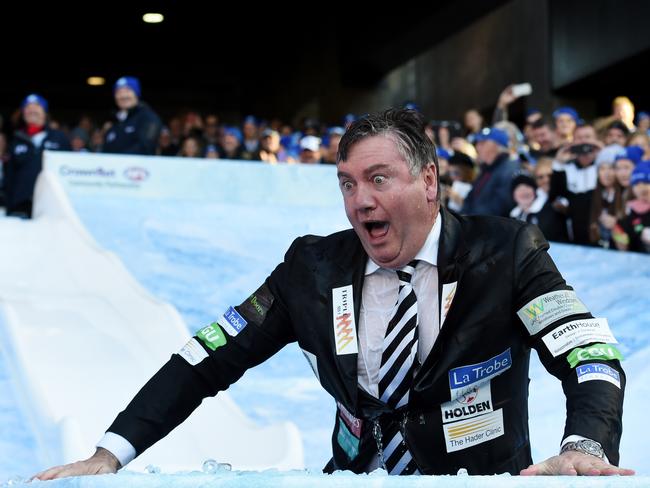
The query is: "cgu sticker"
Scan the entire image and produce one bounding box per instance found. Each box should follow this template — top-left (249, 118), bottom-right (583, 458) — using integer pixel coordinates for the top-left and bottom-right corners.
top-left (196, 322), bottom-right (227, 351)
top-left (567, 343), bottom-right (623, 368)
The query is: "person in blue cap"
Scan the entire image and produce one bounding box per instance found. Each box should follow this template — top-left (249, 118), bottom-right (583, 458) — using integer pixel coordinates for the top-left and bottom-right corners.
top-left (552, 107), bottom-right (579, 145)
top-left (636, 111), bottom-right (649, 134)
top-left (241, 115), bottom-right (260, 158)
top-left (219, 126), bottom-right (245, 160)
top-left (103, 76), bottom-right (162, 155)
top-left (4, 93), bottom-right (70, 217)
top-left (461, 126), bottom-right (519, 216)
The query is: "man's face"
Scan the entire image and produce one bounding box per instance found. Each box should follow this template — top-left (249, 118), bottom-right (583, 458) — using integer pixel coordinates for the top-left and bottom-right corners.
top-left (23, 103), bottom-right (46, 126)
top-left (476, 139), bottom-right (500, 164)
top-left (532, 125), bottom-right (554, 150)
top-left (243, 122), bottom-right (257, 139)
top-left (299, 149), bottom-right (320, 163)
top-left (337, 135), bottom-right (438, 269)
top-left (605, 128), bottom-right (627, 146)
top-left (222, 134), bottom-right (239, 152)
top-left (555, 114), bottom-right (576, 137)
top-left (114, 87), bottom-right (138, 110)
top-left (573, 126), bottom-right (597, 144)
top-left (205, 116), bottom-right (219, 137)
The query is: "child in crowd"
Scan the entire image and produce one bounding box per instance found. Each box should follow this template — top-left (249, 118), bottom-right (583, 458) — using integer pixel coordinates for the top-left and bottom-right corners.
top-left (613, 162), bottom-right (650, 253)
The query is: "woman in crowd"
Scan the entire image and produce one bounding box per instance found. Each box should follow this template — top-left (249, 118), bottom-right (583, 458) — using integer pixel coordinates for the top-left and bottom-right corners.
top-left (509, 160), bottom-right (569, 242)
top-left (589, 157), bottom-right (623, 248)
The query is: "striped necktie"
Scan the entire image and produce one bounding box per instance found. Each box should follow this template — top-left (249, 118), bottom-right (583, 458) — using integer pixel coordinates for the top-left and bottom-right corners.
top-left (378, 260), bottom-right (419, 408)
top-left (375, 260), bottom-right (420, 475)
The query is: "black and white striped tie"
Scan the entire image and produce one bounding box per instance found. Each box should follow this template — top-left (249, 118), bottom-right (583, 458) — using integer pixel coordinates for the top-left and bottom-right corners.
top-left (378, 260), bottom-right (419, 408)
top-left (376, 260), bottom-right (420, 475)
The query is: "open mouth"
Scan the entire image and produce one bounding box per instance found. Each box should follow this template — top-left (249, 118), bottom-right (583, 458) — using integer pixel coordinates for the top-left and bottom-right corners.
top-left (364, 221), bottom-right (390, 239)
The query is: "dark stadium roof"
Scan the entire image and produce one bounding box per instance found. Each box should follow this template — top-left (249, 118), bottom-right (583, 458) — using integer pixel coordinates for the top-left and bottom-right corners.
top-left (2, 1), bottom-right (508, 119)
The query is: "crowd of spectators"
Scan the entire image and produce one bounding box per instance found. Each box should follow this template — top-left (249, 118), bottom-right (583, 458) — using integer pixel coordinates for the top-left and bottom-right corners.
top-left (1, 77), bottom-right (649, 254)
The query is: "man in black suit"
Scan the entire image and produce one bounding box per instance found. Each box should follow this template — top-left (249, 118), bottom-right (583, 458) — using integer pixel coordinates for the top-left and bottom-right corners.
top-left (36, 109), bottom-right (633, 479)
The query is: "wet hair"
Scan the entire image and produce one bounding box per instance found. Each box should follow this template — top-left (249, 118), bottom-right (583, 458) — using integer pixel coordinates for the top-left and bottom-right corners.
top-left (337, 108), bottom-right (439, 179)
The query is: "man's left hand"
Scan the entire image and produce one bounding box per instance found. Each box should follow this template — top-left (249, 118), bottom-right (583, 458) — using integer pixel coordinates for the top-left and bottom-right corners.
top-left (520, 451), bottom-right (635, 476)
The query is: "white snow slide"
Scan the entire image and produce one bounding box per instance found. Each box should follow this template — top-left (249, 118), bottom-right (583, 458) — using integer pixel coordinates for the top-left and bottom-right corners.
top-left (0, 153), bottom-right (303, 472)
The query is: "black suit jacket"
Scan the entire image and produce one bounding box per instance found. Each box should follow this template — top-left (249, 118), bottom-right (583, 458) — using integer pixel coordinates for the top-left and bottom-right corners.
top-left (109, 208), bottom-right (625, 474)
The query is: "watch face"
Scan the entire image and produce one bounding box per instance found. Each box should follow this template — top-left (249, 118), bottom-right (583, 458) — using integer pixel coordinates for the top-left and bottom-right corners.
top-left (578, 440), bottom-right (603, 457)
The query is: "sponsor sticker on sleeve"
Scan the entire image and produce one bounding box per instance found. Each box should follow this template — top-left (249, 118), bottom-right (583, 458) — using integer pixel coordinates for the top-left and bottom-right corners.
top-left (218, 306), bottom-right (248, 337)
top-left (448, 349), bottom-right (511, 400)
top-left (517, 290), bottom-right (589, 336)
top-left (443, 409), bottom-right (504, 453)
top-left (567, 343), bottom-right (623, 368)
top-left (541, 318), bottom-right (617, 357)
top-left (238, 283), bottom-right (275, 326)
top-left (576, 363), bottom-right (621, 389)
top-left (196, 322), bottom-right (227, 351)
top-left (178, 338), bottom-right (209, 366)
top-left (332, 285), bottom-right (358, 355)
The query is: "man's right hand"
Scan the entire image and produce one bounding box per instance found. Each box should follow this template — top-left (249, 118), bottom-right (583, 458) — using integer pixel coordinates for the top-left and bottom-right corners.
top-left (32, 447), bottom-right (120, 481)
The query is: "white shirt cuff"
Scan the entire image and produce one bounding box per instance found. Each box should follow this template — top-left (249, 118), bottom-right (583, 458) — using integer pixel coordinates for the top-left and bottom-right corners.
top-left (96, 432), bottom-right (137, 468)
top-left (561, 435), bottom-right (609, 463)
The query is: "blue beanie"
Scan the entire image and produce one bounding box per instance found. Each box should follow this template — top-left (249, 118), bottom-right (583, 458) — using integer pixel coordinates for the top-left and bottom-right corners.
top-left (615, 145), bottom-right (645, 166)
top-left (343, 113), bottom-right (356, 126)
top-left (474, 127), bottom-right (510, 148)
top-left (552, 106), bottom-right (579, 121)
top-left (636, 111), bottom-right (649, 123)
top-left (223, 126), bottom-right (243, 143)
top-left (403, 101), bottom-right (420, 112)
top-left (243, 115), bottom-right (258, 126)
top-left (525, 108), bottom-right (542, 117)
top-left (437, 148), bottom-right (452, 160)
top-left (630, 161), bottom-right (650, 186)
top-left (21, 93), bottom-right (48, 112)
top-left (114, 76), bottom-right (141, 98)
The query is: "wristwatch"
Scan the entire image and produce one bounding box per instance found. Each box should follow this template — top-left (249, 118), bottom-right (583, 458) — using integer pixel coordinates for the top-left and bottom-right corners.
top-left (560, 439), bottom-right (605, 459)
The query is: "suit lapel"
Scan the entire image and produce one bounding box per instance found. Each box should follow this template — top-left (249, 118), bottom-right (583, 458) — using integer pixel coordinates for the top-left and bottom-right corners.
top-left (415, 208), bottom-right (469, 387)
top-left (327, 233), bottom-right (367, 409)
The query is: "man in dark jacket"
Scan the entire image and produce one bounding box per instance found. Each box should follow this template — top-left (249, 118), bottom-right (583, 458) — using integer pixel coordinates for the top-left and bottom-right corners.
top-left (4, 94), bottom-right (70, 217)
top-left (462, 127), bottom-right (519, 217)
top-left (103, 77), bottom-right (162, 155)
top-left (36, 109), bottom-right (633, 479)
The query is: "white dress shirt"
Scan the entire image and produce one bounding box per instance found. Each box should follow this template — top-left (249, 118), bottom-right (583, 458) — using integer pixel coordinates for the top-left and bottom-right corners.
top-left (357, 216), bottom-right (441, 398)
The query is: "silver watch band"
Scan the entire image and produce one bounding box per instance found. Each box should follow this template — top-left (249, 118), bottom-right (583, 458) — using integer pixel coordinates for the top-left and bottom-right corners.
top-left (560, 439), bottom-right (605, 459)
